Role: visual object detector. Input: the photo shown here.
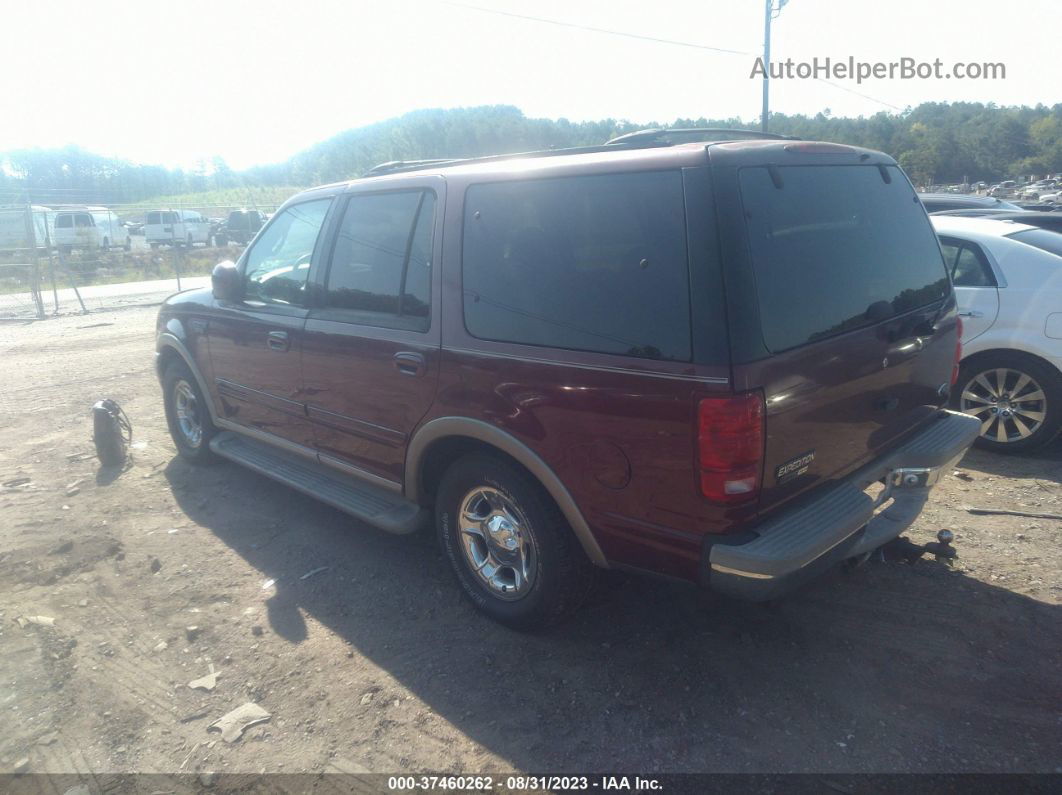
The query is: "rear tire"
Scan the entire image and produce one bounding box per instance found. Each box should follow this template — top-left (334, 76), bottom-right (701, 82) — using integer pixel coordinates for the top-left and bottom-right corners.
top-left (162, 359), bottom-right (217, 464)
top-left (435, 453), bottom-right (595, 629)
top-left (954, 351), bottom-right (1062, 453)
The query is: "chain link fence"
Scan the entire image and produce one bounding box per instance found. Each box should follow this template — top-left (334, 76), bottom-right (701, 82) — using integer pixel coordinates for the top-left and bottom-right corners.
top-left (0, 200), bottom-right (280, 321)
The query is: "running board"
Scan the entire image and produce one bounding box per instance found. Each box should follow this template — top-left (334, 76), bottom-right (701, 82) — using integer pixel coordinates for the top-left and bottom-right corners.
top-left (209, 432), bottom-right (427, 535)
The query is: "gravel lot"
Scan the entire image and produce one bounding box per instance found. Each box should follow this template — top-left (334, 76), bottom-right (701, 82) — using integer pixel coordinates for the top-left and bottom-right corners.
top-left (1, 306), bottom-right (1060, 781)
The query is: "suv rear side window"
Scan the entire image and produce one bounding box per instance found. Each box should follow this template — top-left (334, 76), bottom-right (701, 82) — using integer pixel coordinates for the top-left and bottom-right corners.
top-left (462, 171), bottom-right (691, 361)
top-left (323, 190), bottom-right (434, 331)
top-left (741, 165), bottom-right (948, 352)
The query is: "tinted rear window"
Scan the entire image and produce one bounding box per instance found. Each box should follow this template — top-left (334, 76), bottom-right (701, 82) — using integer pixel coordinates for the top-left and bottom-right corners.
top-left (462, 171), bottom-right (691, 361)
top-left (741, 165), bottom-right (949, 352)
top-left (1007, 228), bottom-right (1062, 258)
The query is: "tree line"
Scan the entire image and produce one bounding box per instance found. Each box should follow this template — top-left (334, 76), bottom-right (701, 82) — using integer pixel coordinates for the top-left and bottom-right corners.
top-left (2, 102), bottom-right (1060, 204)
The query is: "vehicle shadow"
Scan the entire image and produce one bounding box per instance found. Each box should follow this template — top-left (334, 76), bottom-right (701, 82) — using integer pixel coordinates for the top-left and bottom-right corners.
top-left (957, 436), bottom-right (1062, 484)
top-left (164, 457), bottom-right (1061, 773)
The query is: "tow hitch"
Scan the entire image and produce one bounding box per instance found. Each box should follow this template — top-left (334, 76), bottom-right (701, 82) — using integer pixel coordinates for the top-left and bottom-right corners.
top-left (881, 529), bottom-right (957, 565)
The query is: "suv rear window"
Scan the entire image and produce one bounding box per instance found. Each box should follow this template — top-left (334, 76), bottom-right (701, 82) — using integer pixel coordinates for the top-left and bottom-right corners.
top-left (462, 171), bottom-right (691, 361)
top-left (741, 165), bottom-right (948, 352)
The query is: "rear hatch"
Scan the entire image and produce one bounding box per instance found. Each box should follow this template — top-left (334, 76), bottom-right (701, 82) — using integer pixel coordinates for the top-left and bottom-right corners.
top-left (145, 211), bottom-right (180, 240)
top-left (716, 146), bottom-right (956, 514)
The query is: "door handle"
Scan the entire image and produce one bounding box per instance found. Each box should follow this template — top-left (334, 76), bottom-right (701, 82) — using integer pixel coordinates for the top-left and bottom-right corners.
top-left (958, 310), bottom-right (984, 318)
top-left (267, 330), bottom-right (290, 351)
top-left (393, 351), bottom-right (426, 377)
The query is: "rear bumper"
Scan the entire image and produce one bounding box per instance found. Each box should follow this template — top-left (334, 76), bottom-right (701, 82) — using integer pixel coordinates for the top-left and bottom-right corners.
top-left (705, 410), bottom-right (980, 601)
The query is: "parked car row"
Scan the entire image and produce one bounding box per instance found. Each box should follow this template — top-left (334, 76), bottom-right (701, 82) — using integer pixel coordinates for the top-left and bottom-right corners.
top-left (139, 207), bottom-right (271, 249)
top-left (1018, 179), bottom-right (1059, 201)
top-left (0, 205), bottom-right (131, 252)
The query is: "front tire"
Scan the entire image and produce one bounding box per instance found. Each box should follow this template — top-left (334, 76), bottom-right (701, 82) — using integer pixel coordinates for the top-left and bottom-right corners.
top-left (955, 352), bottom-right (1062, 453)
top-left (163, 360), bottom-right (217, 464)
top-left (436, 453), bottom-right (594, 629)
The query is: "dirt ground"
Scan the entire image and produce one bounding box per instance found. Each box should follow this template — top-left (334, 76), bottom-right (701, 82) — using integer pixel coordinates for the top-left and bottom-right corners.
top-left (1, 306), bottom-right (1060, 781)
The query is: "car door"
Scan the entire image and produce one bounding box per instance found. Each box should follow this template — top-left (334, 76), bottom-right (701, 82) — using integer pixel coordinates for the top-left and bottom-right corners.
top-left (206, 197), bottom-right (334, 450)
top-left (300, 182), bottom-right (442, 486)
top-left (939, 236), bottom-right (1000, 343)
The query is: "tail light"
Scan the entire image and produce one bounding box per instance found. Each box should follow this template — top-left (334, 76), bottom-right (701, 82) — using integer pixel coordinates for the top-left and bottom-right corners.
top-left (698, 391), bottom-right (765, 503)
top-left (951, 316), bottom-right (963, 386)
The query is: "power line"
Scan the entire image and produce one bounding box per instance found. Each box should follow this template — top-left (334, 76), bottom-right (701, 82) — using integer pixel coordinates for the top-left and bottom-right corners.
top-left (446, 1), bottom-right (901, 113)
top-left (813, 77), bottom-right (903, 112)
top-left (443, 1), bottom-right (754, 56)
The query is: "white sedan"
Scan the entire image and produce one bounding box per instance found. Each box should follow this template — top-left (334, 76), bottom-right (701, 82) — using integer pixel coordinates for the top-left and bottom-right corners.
top-left (931, 215), bottom-right (1062, 452)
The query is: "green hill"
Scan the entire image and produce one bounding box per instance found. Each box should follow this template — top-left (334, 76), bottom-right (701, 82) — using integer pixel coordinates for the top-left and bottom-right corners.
top-left (1, 103), bottom-right (1060, 205)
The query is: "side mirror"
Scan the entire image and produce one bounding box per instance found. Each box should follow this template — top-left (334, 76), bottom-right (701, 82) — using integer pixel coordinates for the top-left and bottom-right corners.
top-left (212, 261), bottom-right (241, 302)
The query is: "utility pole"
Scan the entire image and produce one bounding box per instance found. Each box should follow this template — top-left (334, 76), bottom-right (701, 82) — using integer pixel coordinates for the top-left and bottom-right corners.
top-left (761, 0), bottom-right (790, 132)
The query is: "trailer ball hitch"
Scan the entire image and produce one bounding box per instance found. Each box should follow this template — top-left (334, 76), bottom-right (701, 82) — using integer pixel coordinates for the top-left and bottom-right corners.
top-left (881, 529), bottom-right (957, 565)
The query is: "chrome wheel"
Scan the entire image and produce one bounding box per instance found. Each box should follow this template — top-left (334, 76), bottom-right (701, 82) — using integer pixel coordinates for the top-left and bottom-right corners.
top-left (457, 486), bottom-right (537, 601)
top-left (960, 367), bottom-right (1047, 444)
top-left (173, 380), bottom-right (203, 448)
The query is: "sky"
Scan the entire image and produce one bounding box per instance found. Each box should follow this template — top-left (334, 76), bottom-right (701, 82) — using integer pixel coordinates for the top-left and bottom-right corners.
top-left (1, 0), bottom-right (1059, 170)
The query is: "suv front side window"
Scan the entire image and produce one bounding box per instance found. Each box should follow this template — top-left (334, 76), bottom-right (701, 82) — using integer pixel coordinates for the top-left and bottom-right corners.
top-left (243, 198), bottom-right (332, 307)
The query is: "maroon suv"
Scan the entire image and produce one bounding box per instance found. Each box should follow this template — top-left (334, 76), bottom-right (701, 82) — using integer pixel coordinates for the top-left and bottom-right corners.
top-left (156, 129), bottom-right (980, 628)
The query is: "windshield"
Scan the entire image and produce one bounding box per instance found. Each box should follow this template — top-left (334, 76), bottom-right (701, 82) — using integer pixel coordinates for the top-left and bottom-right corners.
top-left (1007, 228), bottom-right (1062, 258)
top-left (741, 164), bottom-right (950, 352)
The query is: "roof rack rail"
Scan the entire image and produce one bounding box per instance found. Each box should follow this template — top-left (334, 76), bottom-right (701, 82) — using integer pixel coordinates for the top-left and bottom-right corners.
top-left (365, 159), bottom-right (461, 176)
top-left (362, 128), bottom-right (798, 177)
top-left (362, 143), bottom-right (656, 177)
top-left (605, 127), bottom-right (796, 145)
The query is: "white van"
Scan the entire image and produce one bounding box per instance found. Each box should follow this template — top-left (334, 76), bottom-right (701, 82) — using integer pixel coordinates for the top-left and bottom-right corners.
top-left (144, 209), bottom-right (213, 248)
top-left (54, 207), bottom-right (130, 252)
top-left (0, 205), bottom-right (54, 251)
